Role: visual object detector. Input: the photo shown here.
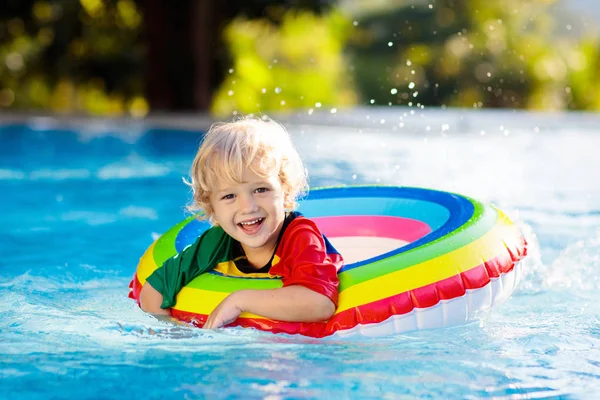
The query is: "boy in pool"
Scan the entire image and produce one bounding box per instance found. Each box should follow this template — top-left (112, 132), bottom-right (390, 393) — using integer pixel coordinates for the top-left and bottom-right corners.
top-left (140, 116), bottom-right (343, 329)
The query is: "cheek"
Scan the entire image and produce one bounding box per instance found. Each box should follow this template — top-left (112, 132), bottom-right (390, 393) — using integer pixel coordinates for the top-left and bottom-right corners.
top-left (210, 203), bottom-right (225, 221)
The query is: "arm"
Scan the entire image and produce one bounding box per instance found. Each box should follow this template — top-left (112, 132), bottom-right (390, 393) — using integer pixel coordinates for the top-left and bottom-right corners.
top-left (140, 282), bottom-right (171, 316)
top-left (203, 285), bottom-right (335, 329)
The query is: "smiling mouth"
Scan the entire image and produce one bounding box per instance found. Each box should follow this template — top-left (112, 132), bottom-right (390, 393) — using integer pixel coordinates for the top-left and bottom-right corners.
top-left (238, 217), bottom-right (265, 233)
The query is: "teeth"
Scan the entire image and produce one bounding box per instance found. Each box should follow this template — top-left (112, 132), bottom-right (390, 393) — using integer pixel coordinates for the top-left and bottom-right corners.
top-left (240, 218), bottom-right (262, 226)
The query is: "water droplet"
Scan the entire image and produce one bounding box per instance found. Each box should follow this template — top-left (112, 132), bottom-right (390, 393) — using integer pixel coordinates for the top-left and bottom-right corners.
top-left (391, 88), bottom-right (398, 95)
top-left (315, 102), bottom-right (322, 108)
top-left (406, 60), bottom-right (412, 66)
top-left (227, 90), bottom-right (234, 96)
top-left (330, 108), bottom-right (337, 114)
top-left (388, 41), bottom-right (393, 47)
top-left (275, 87), bottom-right (281, 93)
top-left (370, 99), bottom-right (375, 104)
top-left (352, 174), bottom-right (357, 180)
top-left (408, 82), bottom-right (415, 89)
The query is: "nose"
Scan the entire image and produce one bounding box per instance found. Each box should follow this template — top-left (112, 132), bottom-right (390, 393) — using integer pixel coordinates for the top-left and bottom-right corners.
top-left (238, 193), bottom-right (258, 213)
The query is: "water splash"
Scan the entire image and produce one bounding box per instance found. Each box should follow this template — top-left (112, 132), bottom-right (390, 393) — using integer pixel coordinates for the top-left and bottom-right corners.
top-left (544, 230), bottom-right (600, 291)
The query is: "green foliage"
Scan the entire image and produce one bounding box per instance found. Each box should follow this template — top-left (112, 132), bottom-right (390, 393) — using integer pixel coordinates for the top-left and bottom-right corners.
top-left (2, 0), bottom-right (600, 115)
top-left (0, 0), bottom-right (147, 116)
top-left (348, 0), bottom-right (600, 111)
top-left (211, 9), bottom-right (357, 116)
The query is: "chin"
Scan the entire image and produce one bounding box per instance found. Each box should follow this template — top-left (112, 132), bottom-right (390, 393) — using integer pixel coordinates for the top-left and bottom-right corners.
top-left (242, 238), bottom-right (270, 249)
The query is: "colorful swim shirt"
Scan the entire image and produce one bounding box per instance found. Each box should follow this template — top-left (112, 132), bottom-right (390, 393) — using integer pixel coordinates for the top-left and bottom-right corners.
top-left (145, 212), bottom-right (343, 309)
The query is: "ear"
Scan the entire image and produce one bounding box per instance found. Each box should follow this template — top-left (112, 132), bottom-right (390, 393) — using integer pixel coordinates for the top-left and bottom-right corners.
top-left (283, 191), bottom-right (294, 211)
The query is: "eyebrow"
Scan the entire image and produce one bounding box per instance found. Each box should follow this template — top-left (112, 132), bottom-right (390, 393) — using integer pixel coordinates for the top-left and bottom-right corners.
top-left (214, 180), bottom-right (271, 195)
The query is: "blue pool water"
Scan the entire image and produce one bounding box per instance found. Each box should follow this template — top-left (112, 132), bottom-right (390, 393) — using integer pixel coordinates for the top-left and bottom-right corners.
top-left (1, 109), bottom-right (599, 398)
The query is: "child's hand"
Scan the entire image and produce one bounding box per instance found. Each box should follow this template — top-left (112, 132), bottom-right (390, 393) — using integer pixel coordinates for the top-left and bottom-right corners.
top-left (203, 292), bottom-right (244, 329)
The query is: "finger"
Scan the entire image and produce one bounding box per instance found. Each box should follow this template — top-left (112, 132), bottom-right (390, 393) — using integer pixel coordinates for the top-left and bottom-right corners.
top-left (204, 313), bottom-right (222, 330)
top-left (205, 320), bottom-right (219, 330)
top-left (203, 314), bottom-right (214, 329)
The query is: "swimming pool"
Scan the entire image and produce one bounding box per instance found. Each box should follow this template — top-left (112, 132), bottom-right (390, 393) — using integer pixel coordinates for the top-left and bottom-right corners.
top-left (1, 109), bottom-right (599, 398)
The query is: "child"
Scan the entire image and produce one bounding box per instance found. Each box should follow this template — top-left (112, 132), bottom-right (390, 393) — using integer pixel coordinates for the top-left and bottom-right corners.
top-left (140, 116), bottom-right (343, 329)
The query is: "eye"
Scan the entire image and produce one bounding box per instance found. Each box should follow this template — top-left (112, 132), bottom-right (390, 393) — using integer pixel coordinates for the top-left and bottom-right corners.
top-left (255, 187), bottom-right (269, 194)
top-left (221, 194), bottom-right (235, 200)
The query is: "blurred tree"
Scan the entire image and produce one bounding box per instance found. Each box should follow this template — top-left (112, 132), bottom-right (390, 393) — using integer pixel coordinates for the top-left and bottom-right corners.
top-left (0, 0), bottom-right (147, 115)
top-left (140, 0), bottom-right (338, 112)
top-left (0, 0), bottom-right (338, 115)
top-left (347, 0), bottom-right (600, 111)
top-left (2, 0), bottom-right (599, 115)
top-left (210, 7), bottom-right (357, 116)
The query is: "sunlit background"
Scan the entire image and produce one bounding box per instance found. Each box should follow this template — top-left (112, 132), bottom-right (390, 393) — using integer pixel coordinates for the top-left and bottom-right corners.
top-left (1, 0), bottom-right (600, 117)
top-left (3, 2), bottom-right (600, 399)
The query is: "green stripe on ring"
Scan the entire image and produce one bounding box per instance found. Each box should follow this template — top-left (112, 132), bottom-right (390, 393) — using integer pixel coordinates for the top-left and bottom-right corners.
top-left (186, 272), bottom-right (284, 291)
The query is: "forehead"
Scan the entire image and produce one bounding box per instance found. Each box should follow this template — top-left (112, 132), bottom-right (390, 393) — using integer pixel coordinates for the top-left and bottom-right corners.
top-left (213, 168), bottom-right (280, 192)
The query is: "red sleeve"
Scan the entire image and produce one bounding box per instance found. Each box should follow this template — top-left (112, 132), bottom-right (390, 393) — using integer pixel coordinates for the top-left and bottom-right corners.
top-left (272, 217), bottom-right (343, 306)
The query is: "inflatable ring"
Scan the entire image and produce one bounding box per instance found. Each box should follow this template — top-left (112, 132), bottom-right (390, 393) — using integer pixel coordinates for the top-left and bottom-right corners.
top-left (129, 186), bottom-right (527, 338)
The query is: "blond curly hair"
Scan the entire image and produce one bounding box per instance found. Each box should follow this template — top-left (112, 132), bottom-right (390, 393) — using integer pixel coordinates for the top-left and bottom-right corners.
top-left (184, 116), bottom-right (308, 223)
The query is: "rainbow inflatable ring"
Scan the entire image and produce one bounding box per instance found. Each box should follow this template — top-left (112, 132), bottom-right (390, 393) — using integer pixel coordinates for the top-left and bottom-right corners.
top-left (129, 186), bottom-right (527, 338)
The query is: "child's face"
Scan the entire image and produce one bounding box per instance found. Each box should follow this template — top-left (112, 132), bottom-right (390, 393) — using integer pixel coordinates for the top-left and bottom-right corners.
top-left (209, 167), bottom-right (286, 260)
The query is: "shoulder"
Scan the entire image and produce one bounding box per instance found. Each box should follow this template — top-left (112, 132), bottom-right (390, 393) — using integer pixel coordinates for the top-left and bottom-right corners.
top-left (283, 215), bottom-right (323, 241)
top-left (278, 215), bottom-right (327, 255)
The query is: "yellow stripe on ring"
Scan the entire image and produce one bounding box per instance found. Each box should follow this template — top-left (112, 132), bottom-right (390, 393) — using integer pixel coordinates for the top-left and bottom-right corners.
top-left (137, 241), bottom-right (158, 285)
top-left (335, 212), bottom-right (520, 313)
top-left (173, 287), bottom-right (266, 319)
